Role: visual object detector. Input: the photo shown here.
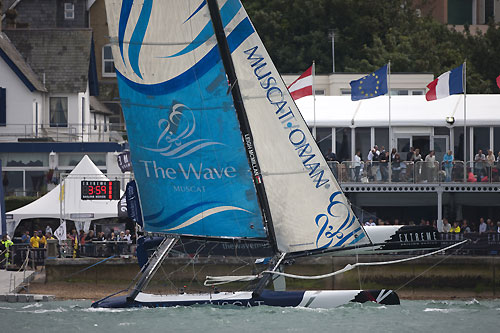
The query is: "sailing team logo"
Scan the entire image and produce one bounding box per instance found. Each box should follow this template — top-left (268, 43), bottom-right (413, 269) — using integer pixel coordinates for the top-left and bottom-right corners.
top-left (315, 192), bottom-right (365, 249)
top-left (142, 103), bottom-right (225, 159)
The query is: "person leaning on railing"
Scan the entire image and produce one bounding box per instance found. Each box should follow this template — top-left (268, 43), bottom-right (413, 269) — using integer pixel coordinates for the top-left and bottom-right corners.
top-left (449, 222), bottom-right (461, 233)
top-left (443, 150), bottom-right (454, 182)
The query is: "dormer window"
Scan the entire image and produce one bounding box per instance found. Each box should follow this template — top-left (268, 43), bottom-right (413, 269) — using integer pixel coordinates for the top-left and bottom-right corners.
top-left (64, 3), bottom-right (75, 20)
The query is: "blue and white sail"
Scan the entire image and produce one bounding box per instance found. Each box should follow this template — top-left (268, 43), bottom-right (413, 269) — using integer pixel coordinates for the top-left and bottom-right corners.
top-left (104, 0), bottom-right (368, 251)
top-left (105, 0), bottom-right (266, 239)
top-left (219, 0), bottom-right (369, 252)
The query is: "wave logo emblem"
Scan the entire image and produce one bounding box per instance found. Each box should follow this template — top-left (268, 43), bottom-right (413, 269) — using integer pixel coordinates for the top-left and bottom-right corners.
top-left (142, 103), bottom-right (225, 159)
top-left (315, 192), bottom-right (363, 249)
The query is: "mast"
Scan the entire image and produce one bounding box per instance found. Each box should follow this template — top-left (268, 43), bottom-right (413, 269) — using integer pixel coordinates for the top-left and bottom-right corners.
top-left (206, 0), bottom-right (278, 253)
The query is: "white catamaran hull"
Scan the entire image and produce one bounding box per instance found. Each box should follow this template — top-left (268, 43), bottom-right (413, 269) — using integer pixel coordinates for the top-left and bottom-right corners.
top-left (92, 289), bottom-right (400, 309)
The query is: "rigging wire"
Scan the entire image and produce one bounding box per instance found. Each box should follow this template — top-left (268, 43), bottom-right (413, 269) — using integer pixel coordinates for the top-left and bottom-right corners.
top-left (204, 240), bottom-right (468, 286)
top-left (393, 240), bottom-right (469, 294)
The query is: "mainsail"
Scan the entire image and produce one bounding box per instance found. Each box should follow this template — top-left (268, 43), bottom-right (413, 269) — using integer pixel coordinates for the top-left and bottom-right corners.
top-left (105, 0), bottom-right (266, 239)
top-left (105, 0), bottom-right (369, 252)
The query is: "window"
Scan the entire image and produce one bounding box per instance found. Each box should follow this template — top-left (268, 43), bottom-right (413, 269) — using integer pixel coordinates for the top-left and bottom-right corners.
top-left (355, 127), bottom-right (371, 160)
top-left (340, 89), bottom-right (351, 96)
top-left (316, 127), bottom-right (332, 156)
top-left (335, 128), bottom-right (351, 161)
top-left (102, 45), bottom-right (116, 77)
top-left (494, 127), bottom-right (500, 155)
top-left (0, 87), bottom-right (6, 126)
top-left (50, 97), bottom-right (68, 127)
top-left (64, 3), bottom-right (75, 20)
top-left (314, 89), bottom-right (325, 95)
top-left (59, 153), bottom-right (106, 168)
top-left (485, 0), bottom-right (494, 23)
top-left (473, 127), bottom-right (490, 155)
top-left (411, 90), bottom-right (424, 95)
top-left (375, 128), bottom-right (389, 151)
top-left (0, 152), bottom-right (48, 167)
top-left (448, 0), bottom-right (473, 25)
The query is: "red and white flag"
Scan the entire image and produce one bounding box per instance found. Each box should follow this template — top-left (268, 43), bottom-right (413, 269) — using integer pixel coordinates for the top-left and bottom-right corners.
top-left (288, 66), bottom-right (313, 100)
top-left (496, 74), bottom-right (500, 90)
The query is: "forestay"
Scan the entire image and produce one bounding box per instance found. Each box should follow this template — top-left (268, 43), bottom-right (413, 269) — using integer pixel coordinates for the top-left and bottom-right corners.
top-left (104, 0), bottom-right (266, 239)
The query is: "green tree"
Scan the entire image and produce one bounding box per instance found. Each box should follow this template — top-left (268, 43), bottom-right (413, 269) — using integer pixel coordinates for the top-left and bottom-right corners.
top-left (243, 0), bottom-right (500, 93)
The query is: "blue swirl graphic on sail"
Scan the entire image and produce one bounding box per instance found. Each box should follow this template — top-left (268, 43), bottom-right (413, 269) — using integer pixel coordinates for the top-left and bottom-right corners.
top-left (147, 201), bottom-right (219, 227)
top-left (141, 103), bottom-right (226, 159)
top-left (143, 207), bottom-right (164, 221)
top-left (315, 192), bottom-right (364, 249)
top-left (167, 0), bottom-right (242, 58)
top-left (127, 0), bottom-right (153, 79)
top-left (116, 17), bottom-right (254, 95)
top-left (183, 1), bottom-right (206, 23)
top-left (147, 202), bottom-right (252, 232)
top-left (118, 0), bottom-right (134, 64)
top-left (165, 206), bottom-right (252, 231)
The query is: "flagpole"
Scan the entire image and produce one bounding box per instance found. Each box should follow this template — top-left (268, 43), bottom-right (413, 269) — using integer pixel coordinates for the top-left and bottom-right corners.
top-left (312, 61), bottom-right (316, 140)
top-left (388, 61), bottom-right (392, 182)
top-left (463, 61), bottom-right (467, 182)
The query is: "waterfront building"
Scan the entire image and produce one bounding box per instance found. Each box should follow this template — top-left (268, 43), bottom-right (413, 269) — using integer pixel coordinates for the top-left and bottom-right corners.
top-left (292, 94), bottom-right (500, 227)
top-left (0, 0), bottom-right (124, 198)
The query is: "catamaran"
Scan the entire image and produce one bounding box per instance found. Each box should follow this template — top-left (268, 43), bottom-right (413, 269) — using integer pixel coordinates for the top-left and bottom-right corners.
top-left (93, 0), bottom-right (461, 309)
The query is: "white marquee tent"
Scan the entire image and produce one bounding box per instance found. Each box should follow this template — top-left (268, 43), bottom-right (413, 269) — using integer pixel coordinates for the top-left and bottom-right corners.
top-left (3, 155), bottom-right (122, 236)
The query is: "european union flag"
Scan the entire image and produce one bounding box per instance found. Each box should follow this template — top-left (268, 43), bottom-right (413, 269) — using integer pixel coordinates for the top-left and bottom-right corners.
top-left (350, 64), bottom-right (388, 101)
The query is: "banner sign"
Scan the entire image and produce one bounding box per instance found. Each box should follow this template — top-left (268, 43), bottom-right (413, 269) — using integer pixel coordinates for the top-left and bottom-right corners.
top-left (117, 151), bottom-right (132, 173)
top-left (125, 180), bottom-right (143, 227)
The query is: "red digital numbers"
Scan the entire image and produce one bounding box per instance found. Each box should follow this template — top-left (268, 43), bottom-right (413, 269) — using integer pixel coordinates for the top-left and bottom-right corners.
top-left (82, 181), bottom-right (119, 200)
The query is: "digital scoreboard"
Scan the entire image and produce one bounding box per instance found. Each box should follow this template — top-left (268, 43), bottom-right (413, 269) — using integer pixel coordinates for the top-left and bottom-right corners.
top-left (81, 180), bottom-right (120, 200)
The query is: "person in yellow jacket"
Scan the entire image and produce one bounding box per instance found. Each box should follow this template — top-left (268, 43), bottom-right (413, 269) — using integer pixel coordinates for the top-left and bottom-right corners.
top-left (1, 234), bottom-right (14, 267)
top-left (30, 232), bottom-right (40, 248)
top-left (449, 221), bottom-right (461, 233)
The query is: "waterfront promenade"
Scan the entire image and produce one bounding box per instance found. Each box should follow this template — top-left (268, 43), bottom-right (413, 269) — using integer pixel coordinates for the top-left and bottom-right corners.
top-left (19, 255), bottom-right (498, 300)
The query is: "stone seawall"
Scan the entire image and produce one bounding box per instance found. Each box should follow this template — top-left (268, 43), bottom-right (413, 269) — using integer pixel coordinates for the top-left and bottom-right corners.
top-left (44, 256), bottom-right (500, 298)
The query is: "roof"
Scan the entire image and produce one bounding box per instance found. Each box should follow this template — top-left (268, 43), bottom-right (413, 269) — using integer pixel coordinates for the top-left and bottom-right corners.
top-left (4, 28), bottom-right (92, 93)
top-left (295, 94), bottom-right (500, 128)
top-left (0, 32), bottom-right (46, 92)
top-left (90, 96), bottom-right (113, 115)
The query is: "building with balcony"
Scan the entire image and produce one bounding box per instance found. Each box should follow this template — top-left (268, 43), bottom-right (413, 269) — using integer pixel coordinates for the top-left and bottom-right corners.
top-left (0, 0), bottom-right (125, 198)
top-left (295, 94), bottom-right (500, 227)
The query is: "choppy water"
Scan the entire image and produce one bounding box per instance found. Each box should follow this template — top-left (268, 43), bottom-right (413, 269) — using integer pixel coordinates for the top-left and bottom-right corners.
top-left (1, 299), bottom-right (499, 332)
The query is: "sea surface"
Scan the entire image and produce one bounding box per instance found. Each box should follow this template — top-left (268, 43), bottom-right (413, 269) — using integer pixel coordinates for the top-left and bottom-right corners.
top-left (1, 299), bottom-right (499, 332)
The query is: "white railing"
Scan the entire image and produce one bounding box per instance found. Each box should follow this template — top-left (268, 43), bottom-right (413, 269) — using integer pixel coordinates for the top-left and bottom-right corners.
top-left (0, 123), bottom-right (127, 143)
top-left (326, 160), bottom-right (500, 184)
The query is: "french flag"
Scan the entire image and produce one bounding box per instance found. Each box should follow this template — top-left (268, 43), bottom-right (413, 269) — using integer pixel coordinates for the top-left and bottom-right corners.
top-left (425, 64), bottom-right (464, 101)
top-left (288, 65), bottom-right (313, 100)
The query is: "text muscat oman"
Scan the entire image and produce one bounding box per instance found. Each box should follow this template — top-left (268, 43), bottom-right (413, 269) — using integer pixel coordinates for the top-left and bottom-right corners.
top-left (137, 45), bottom-right (330, 194)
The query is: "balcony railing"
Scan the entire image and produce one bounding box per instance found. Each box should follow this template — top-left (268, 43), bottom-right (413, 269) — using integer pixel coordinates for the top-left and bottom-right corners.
top-left (0, 123), bottom-right (127, 143)
top-left (328, 161), bottom-right (500, 184)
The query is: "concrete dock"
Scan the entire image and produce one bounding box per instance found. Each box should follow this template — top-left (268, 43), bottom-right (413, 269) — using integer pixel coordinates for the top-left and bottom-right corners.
top-left (0, 269), bottom-right (54, 302)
